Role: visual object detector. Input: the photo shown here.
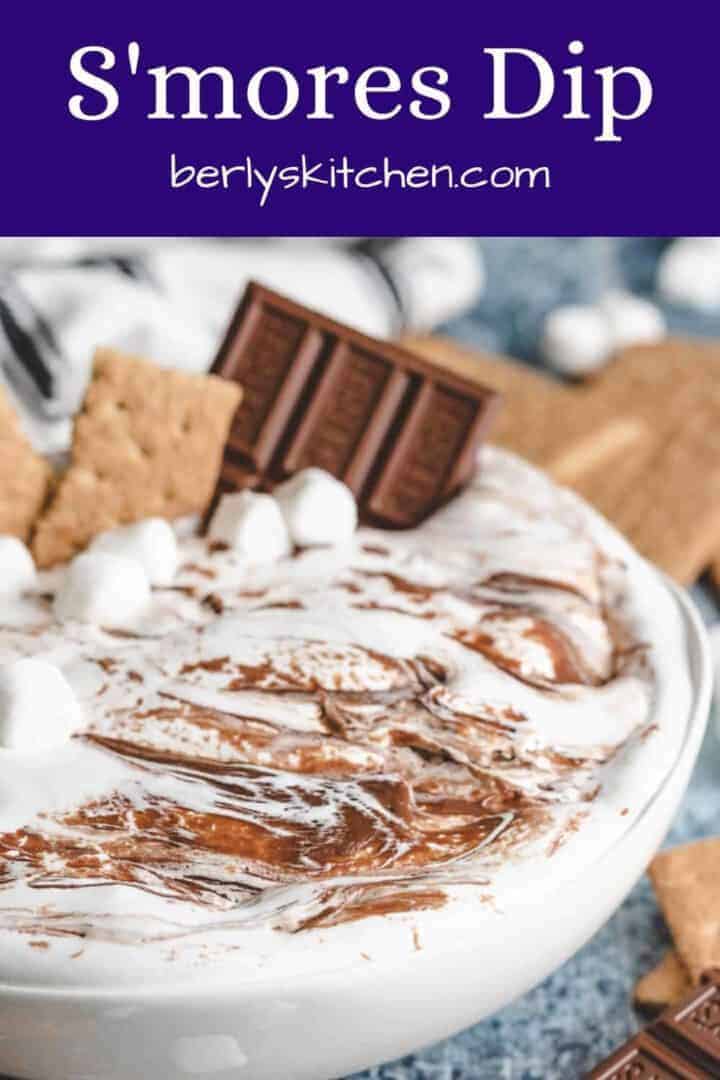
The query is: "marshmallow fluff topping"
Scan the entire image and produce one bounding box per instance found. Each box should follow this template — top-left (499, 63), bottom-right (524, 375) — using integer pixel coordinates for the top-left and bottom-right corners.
top-left (0, 450), bottom-right (692, 985)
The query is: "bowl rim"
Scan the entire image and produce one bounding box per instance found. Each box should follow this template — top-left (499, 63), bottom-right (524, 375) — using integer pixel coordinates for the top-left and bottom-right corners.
top-left (607, 579), bottom-right (710, 849)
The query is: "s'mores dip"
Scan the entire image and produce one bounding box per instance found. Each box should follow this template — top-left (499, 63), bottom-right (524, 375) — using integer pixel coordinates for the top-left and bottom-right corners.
top-left (0, 288), bottom-right (692, 989)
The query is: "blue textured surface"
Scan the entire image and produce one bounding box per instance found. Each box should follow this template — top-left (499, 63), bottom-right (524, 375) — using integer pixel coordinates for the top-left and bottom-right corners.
top-left (350, 238), bottom-right (720, 1080)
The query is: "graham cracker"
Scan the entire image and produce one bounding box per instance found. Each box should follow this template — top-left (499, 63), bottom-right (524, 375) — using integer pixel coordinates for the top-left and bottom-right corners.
top-left (711, 551), bottom-right (720, 585)
top-left (405, 335), bottom-right (720, 585)
top-left (404, 337), bottom-right (578, 466)
top-left (634, 949), bottom-right (692, 1011)
top-left (0, 384), bottom-right (52, 542)
top-left (649, 839), bottom-right (720, 984)
top-left (31, 348), bottom-right (242, 568)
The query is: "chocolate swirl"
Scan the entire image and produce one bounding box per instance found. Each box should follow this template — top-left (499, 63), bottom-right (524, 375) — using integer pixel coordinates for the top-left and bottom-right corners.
top-left (0, 449), bottom-right (655, 943)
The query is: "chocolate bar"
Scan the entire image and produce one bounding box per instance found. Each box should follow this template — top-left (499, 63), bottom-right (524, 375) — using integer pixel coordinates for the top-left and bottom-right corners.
top-left (209, 282), bottom-right (500, 527)
top-left (587, 970), bottom-right (720, 1078)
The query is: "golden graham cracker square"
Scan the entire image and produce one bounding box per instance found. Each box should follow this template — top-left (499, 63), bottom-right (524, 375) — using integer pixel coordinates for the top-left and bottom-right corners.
top-left (0, 384), bottom-right (52, 542)
top-left (634, 949), bottom-right (692, 1011)
top-left (31, 348), bottom-right (242, 568)
top-left (405, 335), bottom-right (720, 585)
top-left (572, 340), bottom-right (720, 586)
top-left (649, 839), bottom-right (720, 985)
top-left (404, 335), bottom-right (578, 466)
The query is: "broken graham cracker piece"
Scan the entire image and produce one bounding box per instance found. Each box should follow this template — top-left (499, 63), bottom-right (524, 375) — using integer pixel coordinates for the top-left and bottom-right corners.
top-left (405, 335), bottom-right (720, 585)
top-left (576, 339), bottom-right (720, 585)
top-left (404, 334), bottom-right (577, 466)
top-left (31, 349), bottom-right (241, 568)
top-left (566, 408), bottom-right (720, 585)
top-left (0, 384), bottom-right (52, 541)
top-left (649, 839), bottom-right (720, 985)
top-left (635, 950), bottom-right (693, 1012)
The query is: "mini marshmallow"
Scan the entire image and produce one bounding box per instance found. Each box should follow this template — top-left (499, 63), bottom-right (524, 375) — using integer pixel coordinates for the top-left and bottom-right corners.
top-left (275, 468), bottom-right (358, 547)
top-left (598, 290), bottom-right (666, 350)
top-left (0, 659), bottom-right (82, 751)
top-left (208, 491), bottom-right (292, 562)
top-left (542, 290), bottom-right (667, 377)
top-left (658, 238), bottom-right (720, 311)
top-left (90, 518), bottom-right (180, 586)
top-left (541, 305), bottom-right (613, 377)
top-left (54, 553), bottom-right (151, 626)
top-left (0, 536), bottom-right (36, 595)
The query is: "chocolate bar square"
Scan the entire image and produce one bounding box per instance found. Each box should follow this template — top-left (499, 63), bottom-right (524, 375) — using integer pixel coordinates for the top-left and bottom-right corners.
top-left (210, 282), bottom-right (500, 528)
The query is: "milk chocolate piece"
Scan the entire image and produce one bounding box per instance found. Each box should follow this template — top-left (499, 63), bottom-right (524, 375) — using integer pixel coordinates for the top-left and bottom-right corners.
top-left (587, 971), bottom-right (720, 1078)
top-left (587, 1031), bottom-right (706, 1079)
top-left (655, 971), bottom-right (720, 1075)
top-left (210, 283), bottom-right (499, 527)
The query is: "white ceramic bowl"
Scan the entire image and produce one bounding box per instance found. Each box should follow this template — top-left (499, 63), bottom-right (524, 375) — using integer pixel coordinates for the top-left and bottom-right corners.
top-left (0, 581), bottom-right (710, 1080)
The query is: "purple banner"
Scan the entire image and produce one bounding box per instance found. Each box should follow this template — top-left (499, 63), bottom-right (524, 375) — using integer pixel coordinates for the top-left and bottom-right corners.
top-left (0, 1), bottom-right (714, 235)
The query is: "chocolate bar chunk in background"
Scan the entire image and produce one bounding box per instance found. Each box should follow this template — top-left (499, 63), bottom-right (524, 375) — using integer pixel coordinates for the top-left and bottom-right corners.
top-left (209, 283), bottom-right (500, 528)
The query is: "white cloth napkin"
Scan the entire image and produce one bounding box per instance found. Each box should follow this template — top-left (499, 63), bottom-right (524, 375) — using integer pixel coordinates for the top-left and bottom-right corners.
top-left (0, 238), bottom-right (484, 453)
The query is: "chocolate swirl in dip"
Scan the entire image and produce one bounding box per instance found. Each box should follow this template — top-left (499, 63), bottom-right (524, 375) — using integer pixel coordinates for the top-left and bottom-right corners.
top-left (0, 449), bottom-right (659, 950)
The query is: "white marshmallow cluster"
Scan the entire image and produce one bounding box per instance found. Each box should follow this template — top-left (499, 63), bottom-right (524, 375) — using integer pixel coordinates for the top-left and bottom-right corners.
top-left (208, 491), bottom-right (292, 562)
top-left (90, 518), bottom-right (180, 586)
top-left (658, 238), bottom-right (720, 311)
top-left (209, 468), bottom-right (358, 557)
top-left (275, 469), bottom-right (358, 547)
top-left (54, 553), bottom-right (152, 626)
top-left (0, 659), bottom-right (82, 752)
top-left (0, 536), bottom-right (36, 595)
top-left (541, 290), bottom-right (666, 377)
top-left (52, 518), bottom-right (180, 628)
